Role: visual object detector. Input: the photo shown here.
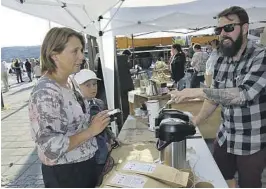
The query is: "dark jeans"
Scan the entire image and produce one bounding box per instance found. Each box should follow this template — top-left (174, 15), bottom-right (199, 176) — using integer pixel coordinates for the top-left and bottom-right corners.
top-left (15, 69), bottom-right (23, 83)
top-left (191, 72), bottom-right (204, 88)
top-left (42, 157), bottom-right (98, 188)
top-left (96, 163), bottom-right (105, 186)
top-left (27, 71), bottom-right (32, 81)
top-left (213, 140), bottom-right (266, 187)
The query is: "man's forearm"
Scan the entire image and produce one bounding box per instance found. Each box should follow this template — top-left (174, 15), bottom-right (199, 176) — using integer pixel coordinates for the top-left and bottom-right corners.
top-left (203, 88), bottom-right (245, 106)
top-left (194, 99), bottom-right (218, 125)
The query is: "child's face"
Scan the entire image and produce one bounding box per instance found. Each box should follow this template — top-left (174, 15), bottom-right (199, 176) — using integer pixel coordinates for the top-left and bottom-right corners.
top-left (79, 79), bottom-right (98, 99)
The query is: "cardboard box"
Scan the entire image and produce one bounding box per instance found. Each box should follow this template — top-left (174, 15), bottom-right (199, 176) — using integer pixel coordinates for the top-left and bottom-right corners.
top-left (116, 160), bottom-right (189, 187)
top-left (102, 171), bottom-right (170, 188)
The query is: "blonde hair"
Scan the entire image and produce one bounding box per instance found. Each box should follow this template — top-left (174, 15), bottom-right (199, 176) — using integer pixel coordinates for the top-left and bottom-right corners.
top-left (40, 27), bottom-right (85, 74)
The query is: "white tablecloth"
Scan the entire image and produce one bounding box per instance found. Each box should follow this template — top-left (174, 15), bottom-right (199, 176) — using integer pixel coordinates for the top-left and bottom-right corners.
top-left (118, 116), bottom-right (228, 188)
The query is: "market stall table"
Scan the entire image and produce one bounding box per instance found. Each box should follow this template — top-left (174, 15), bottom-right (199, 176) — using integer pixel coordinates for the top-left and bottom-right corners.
top-left (128, 91), bottom-right (221, 139)
top-left (107, 116), bottom-right (228, 188)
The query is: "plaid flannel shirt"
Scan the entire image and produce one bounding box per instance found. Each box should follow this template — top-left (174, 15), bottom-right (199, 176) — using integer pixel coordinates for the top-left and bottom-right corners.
top-left (211, 41), bottom-right (266, 155)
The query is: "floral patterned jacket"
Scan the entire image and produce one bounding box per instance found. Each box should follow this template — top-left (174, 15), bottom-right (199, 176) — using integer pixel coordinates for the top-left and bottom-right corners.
top-left (28, 76), bottom-right (97, 165)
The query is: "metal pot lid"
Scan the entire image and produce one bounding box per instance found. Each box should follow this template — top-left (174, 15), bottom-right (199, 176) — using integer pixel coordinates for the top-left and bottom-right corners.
top-left (160, 117), bottom-right (186, 125)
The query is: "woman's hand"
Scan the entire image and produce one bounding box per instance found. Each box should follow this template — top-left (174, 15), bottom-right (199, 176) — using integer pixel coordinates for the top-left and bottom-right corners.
top-left (88, 110), bottom-right (110, 136)
top-left (169, 88), bottom-right (205, 104)
top-left (108, 138), bottom-right (120, 149)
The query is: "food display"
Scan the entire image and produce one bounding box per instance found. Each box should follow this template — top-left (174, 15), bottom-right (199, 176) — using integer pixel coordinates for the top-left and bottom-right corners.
top-left (151, 72), bottom-right (170, 84)
top-left (151, 65), bottom-right (171, 84)
top-left (154, 61), bottom-right (167, 70)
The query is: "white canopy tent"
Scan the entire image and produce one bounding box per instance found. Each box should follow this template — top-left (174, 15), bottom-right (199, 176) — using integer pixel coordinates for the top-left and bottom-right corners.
top-left (2, 0), bottom-right (266, 130)
top-left (128, 28), bottom-right (215, 38)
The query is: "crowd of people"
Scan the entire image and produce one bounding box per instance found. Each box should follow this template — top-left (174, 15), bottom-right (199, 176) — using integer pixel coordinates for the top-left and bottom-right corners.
top-left (169, 39), bottom-right (220, 90)
top-left (1, 58), bottom-right (42, 92)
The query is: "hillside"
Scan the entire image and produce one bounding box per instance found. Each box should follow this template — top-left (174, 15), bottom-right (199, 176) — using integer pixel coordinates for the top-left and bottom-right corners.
top-left (1, 46), bottom-right (41, 62)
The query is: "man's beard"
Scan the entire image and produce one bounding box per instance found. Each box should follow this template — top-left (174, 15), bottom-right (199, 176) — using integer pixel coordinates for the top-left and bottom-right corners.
top-left (220, 31), bottom-right (243, 57)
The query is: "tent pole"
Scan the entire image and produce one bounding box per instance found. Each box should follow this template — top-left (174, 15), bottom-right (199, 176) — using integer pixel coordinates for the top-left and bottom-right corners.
top-left (48, 20), bottom-right (51, 29)
top-left (131, 34), bottom-right (135, 68)
top-left (86, 34), bottom-right (95, 70)
top-left (91, 36), bottom-right (97, 63)
top-left (114, 37), bottom-right (124, 129)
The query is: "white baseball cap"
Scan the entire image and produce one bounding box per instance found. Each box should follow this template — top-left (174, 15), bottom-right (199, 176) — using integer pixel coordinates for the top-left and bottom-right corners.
top-left (74, 69), bottom-right (101, 85)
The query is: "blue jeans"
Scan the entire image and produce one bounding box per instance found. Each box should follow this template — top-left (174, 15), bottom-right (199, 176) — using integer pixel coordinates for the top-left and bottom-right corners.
top-left (95, 132), bottom-right (109, 164)
top-left (177, 78), bottom-right (186, 91)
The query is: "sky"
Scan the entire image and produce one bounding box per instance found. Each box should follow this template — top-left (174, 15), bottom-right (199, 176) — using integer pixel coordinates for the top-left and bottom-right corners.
top-left (1, 6), bottom-right (61, 47)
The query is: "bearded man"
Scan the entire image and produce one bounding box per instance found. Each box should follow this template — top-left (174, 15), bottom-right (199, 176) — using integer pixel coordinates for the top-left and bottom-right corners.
top-left (169, 6), bottom-right (266, 188)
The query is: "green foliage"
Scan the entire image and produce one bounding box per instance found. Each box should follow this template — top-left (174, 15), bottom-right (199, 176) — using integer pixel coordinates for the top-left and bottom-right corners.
top-left (173, 39), bottom-right (185, 46)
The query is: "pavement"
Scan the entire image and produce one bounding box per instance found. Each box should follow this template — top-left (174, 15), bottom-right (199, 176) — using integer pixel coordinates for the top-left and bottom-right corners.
top-left (1, 73), bottom-right (266, 188)
top-left (1, 74), bottom-right (44, 188)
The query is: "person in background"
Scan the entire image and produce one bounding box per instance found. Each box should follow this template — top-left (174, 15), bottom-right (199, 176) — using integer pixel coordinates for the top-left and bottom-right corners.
top-left (74, 69), bottom-right (119, 185)
top-left (30, 58), bottom-right (37, 78)
top-left (169, 6), bottom-right (266, 188)
top-left (190, 44), bottom-right (209, 88)
top-left (187, 42), bottom-right (195, 59)
top-left (94, 54), bottom-right (107, 105)
top-left (206, 39), bottom-right (220, 76)
top-left (205, 39), bottom-right (220, 87)
top-left (13, 58), bottom-right (24, 83)
top-left (20, 59), bottom-right (25, 76)
top-left (1, 61), bottom-right (9, 92)
top-left (170, 44), bottom-right (186, 90)
top-left (24, 59), bottom-right (32, 82)
top-left (28, 27), bottom-right (110, 187)
top-left (122, 49), bottom-right (133, 69)
top-left (33, 62), bottom-right (42, 80)
top-left (80, 58), bottom-right (89, 70)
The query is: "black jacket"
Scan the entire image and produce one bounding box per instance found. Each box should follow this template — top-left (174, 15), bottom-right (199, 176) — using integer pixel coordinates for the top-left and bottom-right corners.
top-left (25, 61), bottom-right (32, 72)
top-left (170, 52), bottom-right (186, 83)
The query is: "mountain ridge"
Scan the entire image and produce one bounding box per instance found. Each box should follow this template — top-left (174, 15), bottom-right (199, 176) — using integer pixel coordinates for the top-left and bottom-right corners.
top-left (1, 45), bottom-right (41, 62)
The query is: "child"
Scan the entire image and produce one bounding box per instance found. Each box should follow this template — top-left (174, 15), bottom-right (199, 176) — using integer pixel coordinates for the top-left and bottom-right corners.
top-left (74, 69), bottom-right (118, 184)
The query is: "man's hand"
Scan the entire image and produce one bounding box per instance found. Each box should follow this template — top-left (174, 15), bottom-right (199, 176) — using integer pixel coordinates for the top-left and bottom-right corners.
top-left (191, 115), bottom-right (198, 126)
top-left (169, 88), bottom-right (205, 104)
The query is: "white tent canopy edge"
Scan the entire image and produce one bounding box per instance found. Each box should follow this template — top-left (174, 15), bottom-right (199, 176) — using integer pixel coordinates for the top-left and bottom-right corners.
top-left (2, 0), bottom-right (266, 127)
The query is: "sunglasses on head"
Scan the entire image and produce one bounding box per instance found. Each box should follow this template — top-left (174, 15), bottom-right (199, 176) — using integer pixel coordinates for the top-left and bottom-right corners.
top-left (214, 23), bottom-right (243, 35)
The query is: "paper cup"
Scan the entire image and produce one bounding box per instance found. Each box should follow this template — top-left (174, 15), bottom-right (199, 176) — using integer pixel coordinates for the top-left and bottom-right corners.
top-left (146, 100), bottom-right (160, 131)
